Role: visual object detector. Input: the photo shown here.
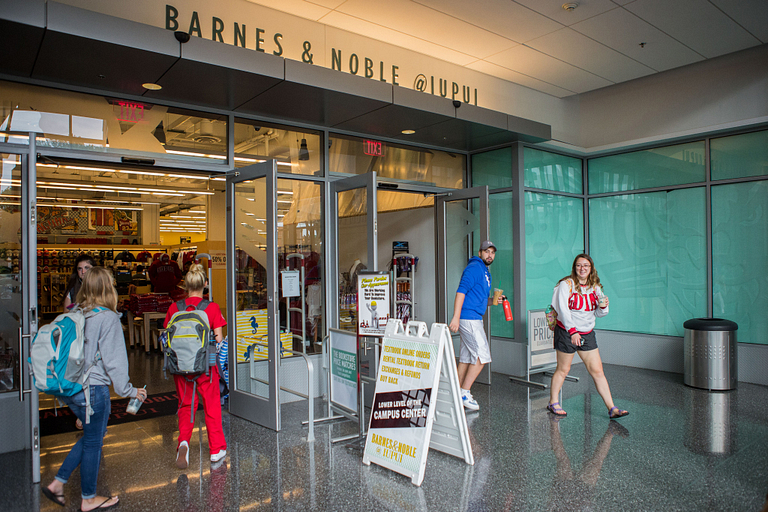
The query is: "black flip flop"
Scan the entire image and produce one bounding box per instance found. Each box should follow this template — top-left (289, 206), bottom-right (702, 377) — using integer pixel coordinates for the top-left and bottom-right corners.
top-left (42, 487), bottom-right (65, 507)
top-left (79, 496), bottom-right (119, 511)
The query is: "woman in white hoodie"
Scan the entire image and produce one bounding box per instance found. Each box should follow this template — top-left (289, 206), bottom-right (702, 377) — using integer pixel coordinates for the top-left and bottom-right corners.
top-left (547, 254), bottom-right (628, 419)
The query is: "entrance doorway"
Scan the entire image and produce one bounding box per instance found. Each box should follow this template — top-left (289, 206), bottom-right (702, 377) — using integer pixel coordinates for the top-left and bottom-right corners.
top-left (331, 172), bottom-right (491, 405)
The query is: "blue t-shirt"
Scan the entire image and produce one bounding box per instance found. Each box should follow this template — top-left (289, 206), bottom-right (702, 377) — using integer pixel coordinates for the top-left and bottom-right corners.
top-left (456, 256), bottom-right (492, 320)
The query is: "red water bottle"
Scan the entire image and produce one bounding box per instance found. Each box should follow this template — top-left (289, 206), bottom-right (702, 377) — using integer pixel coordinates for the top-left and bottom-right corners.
top-left (502, 299), bottom-right (513, 321)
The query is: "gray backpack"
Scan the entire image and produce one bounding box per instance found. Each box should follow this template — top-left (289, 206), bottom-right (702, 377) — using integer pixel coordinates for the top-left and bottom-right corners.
top-left (163, 300), bottom-right (214, 377)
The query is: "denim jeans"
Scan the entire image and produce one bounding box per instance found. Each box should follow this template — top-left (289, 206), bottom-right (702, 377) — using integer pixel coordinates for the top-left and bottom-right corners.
top-left (55, 385), bottom-right (111, 499)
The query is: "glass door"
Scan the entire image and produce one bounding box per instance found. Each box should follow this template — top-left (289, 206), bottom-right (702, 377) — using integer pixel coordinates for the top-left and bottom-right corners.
top-left (330, 172), bottom-right (378, 331)
top-left (330, 172), bottom-right (378, 411)
top-left (435, 186), bottom-right (490, 384)
top-left (0, 150), bottom-right (40, 480)
top-left (227, 161), bottom-right (280, 429)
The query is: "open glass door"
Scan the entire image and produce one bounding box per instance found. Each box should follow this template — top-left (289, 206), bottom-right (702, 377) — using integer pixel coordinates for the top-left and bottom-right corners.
top-left (330, 172), bottom-right (377, 412)
top-left (227, 160), bottom-right (280, 429)
top-left (330, 172), bottom-right (378, 330)
top-left (435, 186), bottom-right (490, 384)
top-left (0, 150), bottom-right (40, 481)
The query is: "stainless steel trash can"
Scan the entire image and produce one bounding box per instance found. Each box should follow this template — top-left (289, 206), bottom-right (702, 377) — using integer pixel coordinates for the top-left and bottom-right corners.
top-left (683, 318), bottom-right (738, 391)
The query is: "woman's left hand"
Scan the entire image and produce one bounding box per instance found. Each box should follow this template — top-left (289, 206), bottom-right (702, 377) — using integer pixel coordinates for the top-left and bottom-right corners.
top-left (135, 388), bottom-right (148, 402)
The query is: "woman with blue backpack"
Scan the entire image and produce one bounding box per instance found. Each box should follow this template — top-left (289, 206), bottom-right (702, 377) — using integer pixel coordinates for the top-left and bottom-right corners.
top-left (43, 266), bottom-right (147, 511)
top-left (164, 263), bottom-right (227, 469)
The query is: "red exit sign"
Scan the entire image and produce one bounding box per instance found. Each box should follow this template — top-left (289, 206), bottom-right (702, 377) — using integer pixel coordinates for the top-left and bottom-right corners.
top-left (363, 140), bottom-right (386, 157)
top-left (115, 101), bottom-right (145, 123)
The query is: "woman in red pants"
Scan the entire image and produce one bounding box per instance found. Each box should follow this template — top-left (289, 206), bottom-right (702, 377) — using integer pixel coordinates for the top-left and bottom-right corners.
top-left (164, 263), bottom-right (227, 469)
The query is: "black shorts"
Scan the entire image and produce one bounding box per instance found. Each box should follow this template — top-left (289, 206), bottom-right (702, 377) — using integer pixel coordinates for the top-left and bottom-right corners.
top-left (554, 326), bottom-right (598, 354)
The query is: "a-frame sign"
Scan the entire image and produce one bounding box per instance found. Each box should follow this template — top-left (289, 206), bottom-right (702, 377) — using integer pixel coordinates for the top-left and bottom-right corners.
top-left (362, 320), bottom-right (474, 486)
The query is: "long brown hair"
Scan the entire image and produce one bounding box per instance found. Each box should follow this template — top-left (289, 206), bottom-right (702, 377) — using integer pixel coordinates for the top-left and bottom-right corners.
top-left (558, 253), bottom-right (603, 290)
top-left (75, 266), bottom-right (118, 312)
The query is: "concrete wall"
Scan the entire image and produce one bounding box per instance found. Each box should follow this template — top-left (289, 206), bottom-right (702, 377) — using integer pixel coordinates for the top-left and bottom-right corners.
top-left (565, 44), bottom-right (768, 152)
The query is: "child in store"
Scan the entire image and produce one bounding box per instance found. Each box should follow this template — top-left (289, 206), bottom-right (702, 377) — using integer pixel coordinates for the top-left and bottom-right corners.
top-left (164, 264), bottom-right (227, 469)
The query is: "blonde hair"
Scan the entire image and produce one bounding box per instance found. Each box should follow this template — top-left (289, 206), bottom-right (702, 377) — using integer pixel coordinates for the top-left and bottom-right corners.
top-left (183, 263), bottom-right (207, 292)
top-left (75, 266), bottom-right (118, 312)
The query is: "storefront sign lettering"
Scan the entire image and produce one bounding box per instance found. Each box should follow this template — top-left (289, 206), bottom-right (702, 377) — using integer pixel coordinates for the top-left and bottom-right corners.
top-left (164, 4), bottom-right (478, 104)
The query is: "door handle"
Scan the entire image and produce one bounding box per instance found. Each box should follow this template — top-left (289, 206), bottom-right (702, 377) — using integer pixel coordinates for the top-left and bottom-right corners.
top-left (18, 327), bottom-right (33, 402)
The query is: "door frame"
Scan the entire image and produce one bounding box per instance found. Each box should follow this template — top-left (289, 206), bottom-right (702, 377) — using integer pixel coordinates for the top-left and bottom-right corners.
top-left (329, 172), bottom-right (378, 330)
top-left (226, 160), bottom-right (280, 430)
top-left (0, 139), bottom-right (40, 482)
top-left (435, 186), bottom-right (491, 384)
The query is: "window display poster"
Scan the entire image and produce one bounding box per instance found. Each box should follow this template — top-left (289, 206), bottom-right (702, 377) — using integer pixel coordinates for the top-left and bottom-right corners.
top-left (329, 328), bottom-right (358, 413)
top-left (281, 270), bottom-right (300, 298)
top-left (235, 309), bottom-right (293, 362)
top-left (357, 272), bottom-right (390, 336)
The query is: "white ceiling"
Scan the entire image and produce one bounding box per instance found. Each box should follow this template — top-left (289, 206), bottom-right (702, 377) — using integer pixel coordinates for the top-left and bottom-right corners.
top-left (246, 0), bottom-right (768, 98)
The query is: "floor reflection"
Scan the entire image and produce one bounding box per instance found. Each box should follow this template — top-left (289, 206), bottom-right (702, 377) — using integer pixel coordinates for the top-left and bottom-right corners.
top-left (3, 363), bottom-right (768, 511)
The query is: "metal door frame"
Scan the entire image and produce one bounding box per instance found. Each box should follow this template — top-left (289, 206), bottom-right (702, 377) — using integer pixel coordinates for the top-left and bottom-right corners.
top-left (435, 186), bottom-right (491, 384)
top-left (328, 171), bottom-right (378, 330)
top-left (0, 138), bottom-right (40, 481)
top-left (226, 160), bottom-right (280, 430)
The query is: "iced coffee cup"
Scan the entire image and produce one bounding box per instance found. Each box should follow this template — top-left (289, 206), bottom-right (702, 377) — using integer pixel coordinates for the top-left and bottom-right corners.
top-left (598, 295), bottom-right (608, 308)
top-left (126, 385), bottom-right (146, 415)
top-left (493, 288), bottom-right (503, 305)
top-left (126, 397), bottom-right (142, 415)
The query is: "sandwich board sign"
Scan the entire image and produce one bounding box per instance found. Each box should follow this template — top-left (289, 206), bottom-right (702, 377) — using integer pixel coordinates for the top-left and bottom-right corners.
top-left (362, 319), bottom-right (474, 486)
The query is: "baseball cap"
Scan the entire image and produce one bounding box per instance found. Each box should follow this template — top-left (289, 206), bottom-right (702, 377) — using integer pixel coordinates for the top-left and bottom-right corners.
top-left (479, 240), bottom-right (496, 251)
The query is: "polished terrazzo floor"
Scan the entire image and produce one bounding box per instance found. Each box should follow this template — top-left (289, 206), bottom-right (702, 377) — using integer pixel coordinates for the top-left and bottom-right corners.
top-left (2, 357), bottom-right (768, 511)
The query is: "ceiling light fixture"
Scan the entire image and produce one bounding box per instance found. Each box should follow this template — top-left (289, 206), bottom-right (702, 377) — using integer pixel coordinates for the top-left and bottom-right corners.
top-left (562, 2), bottom-right (578, 11)
top-left (401, 129), bottom-right (416, 135)
top-left (142, 83), bottom-right (162, 91)
top-left (298, 138), bottom-right (310, 161)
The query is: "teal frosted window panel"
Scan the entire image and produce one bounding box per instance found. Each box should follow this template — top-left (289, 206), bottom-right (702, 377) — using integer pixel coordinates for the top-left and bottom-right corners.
top-left (471, 148), bottom-right (512, 190)
top-left (489, 192), bottom-right (513, 339)
top-left (711, 129), bottom-right (768, 180)
top-left (589, 188), bottom-right (706, 336)
top-left (712, 181), bottom-right (768, 345)
top-left (588, 142), bottom-right (705, 194)
top-left (524, 147), bottom-right (582, 194)
top-left (524, 193), bottom-right (584, 320)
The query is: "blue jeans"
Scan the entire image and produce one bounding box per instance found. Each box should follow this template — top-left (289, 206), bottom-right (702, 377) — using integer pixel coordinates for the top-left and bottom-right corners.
top-left (55, 385), bottom-right (111, 499)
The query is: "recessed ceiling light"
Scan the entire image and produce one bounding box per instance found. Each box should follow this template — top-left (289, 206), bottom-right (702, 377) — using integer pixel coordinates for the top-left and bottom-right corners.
top-left (401, 129), bottom-right (416, 135)
top-left (142, 83), bottom-right (162, 91)
top-left (562, 3), bottom-right (578, 11)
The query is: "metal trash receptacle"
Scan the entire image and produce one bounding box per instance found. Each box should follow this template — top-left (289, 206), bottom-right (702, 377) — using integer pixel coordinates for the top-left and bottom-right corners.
top-left (683, 318), bottom-right (738, 391)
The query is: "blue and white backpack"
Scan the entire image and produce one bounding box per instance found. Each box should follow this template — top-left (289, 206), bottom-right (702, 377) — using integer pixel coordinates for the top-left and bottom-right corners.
top-left (29, 307), bottom-right (106, 423)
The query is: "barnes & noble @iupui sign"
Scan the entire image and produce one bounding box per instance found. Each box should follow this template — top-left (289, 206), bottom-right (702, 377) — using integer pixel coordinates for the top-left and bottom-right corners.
top-left (165, 4), bottom-right (478, 105)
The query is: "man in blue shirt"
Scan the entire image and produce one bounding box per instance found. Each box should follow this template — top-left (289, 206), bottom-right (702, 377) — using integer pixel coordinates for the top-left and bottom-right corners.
top-left (448, 241), bottom-right (499, 411)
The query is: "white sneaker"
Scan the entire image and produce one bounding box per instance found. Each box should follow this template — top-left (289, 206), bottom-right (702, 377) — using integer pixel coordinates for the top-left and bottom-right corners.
top-left (176, 441), bottom-right (189, 469)
top-left (462, 391), bottom-right (479, 411)
top-left (210, 449), bottom-right (227, 463)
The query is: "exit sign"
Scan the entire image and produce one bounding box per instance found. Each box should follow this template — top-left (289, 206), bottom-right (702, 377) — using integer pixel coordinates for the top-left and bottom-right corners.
top-left (363, 140), bottom-right (386, 157)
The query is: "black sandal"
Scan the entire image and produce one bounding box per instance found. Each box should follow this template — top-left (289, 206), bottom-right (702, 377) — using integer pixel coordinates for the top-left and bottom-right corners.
top-left (42, 487), bottom-right (65, 507)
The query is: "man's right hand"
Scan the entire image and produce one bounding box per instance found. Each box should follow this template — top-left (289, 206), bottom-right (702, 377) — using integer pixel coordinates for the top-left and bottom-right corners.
top-left (448, 317), bottom-right (460, 333)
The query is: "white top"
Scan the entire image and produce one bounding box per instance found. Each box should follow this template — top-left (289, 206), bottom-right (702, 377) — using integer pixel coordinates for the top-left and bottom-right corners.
top-left (552, 278), bottom-right (608, 335)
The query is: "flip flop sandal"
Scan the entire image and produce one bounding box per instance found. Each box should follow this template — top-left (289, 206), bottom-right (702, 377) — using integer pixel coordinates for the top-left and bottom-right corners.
top-left (547, 402), bottom-right (567, 416)
top-left (609, 406), bottom-right (629, 419)
top-left (42, 487), bottom-right (65, 507)
top-left (79, 496), bottom-right (119, 511)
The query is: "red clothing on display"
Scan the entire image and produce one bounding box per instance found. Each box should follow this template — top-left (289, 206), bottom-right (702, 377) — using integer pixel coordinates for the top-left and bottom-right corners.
top-left (149, 259), bottom-right (182, 293)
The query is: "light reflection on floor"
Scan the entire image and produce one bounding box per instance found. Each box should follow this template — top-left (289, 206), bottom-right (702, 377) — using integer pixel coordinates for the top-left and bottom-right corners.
top-left (2, 363), bottom-right (767, 511)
